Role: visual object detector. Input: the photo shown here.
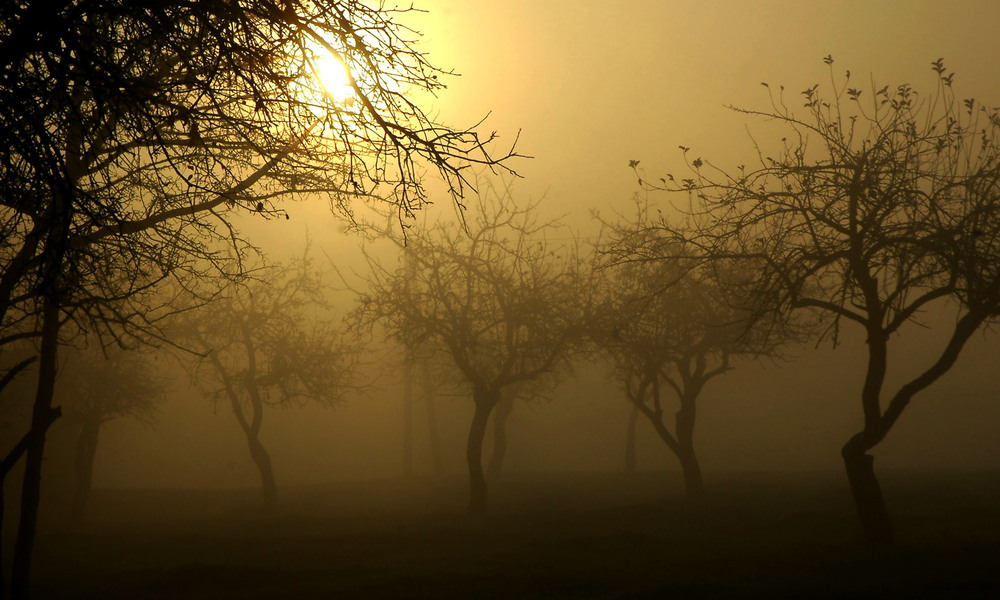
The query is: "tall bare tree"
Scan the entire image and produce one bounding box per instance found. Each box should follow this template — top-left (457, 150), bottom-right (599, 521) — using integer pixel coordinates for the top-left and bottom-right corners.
top-left (631, 58), bottom-right (1000, 544)
top-left (171, 252), bottom-right (362, 511)
top-left (354, 184), bottom-right (587, 516)
top-left (596, 202), bottom-right (792, 500)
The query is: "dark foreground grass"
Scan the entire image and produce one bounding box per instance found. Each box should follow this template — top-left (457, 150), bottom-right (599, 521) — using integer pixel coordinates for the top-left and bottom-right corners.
top-left (17, 470), bottom-right (1000, 599)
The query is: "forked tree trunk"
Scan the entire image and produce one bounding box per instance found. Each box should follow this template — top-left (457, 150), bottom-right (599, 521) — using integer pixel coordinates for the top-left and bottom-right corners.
top-left (644, 409), bottom-right (705, 501)
top-left (486, 395), bottom-right (514, 482)
top-left (842, 441), bottom-right (892, 545)
top-left (624, 404), bottom-right (639, 474)
top-left (466, 391), bottom-right (497, 518)
top-left (70, 414), bottom-right (102, 523)
top-left (220, 369), bottom-right (277, 512)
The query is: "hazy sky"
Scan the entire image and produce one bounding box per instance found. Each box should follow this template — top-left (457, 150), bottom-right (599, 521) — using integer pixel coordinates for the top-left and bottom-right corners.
top-left (85, 1), bottom-right (1000, 489)
top-left (409, 0), bottom-right (1000, 224)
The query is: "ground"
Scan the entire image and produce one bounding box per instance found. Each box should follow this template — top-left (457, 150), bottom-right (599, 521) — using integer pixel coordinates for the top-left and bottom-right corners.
top-left (15, 470), bottom-right (1000, 599)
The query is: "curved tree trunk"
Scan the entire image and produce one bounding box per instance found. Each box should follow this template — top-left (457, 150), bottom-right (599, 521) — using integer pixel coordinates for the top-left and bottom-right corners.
top-left (247, 433), bottom-right (277, 511)
top-left (70, 414), bottom-right (102, 523)
top-left (675, 397), bottom-right (704, 501)
top-left (624, 404), bottom-right (639, 474)
top-left (486, 394), bottom-right (514, 482)
top-left (239, 387), bottom-right (276, 511)
top-left (466, 391), bottom-right (496, 518)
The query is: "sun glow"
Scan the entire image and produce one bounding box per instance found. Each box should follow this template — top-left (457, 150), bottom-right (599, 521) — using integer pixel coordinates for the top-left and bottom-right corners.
top-left (313, 51), bottom-right (355, 105)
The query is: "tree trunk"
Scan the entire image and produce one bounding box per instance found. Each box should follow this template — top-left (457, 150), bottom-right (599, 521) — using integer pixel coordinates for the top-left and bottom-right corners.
top-left (247, 433), bottom-right (277, 512)
top-left (466, 392), bottom-right (495, 518)
top-left (842, 440), bottom-right (892, 545)
top-left (486, 394), bottom-right (514, 482)
top-left (0, 430), bottom-right (37, 600)
top-left (676, 445), bottom-right (705, 501)
top-left (70, 414), bottom-right (102, 523)
top-left (12, 295), bottom-right (62, 600)
top-left (675, 399), bottom-right (704, 501)
top-left (422, 364), bottom-right (443, 477)
top-left (223, 376), bottom-right (277, 512)
top-left (624, 404), bottom-right (638, 474)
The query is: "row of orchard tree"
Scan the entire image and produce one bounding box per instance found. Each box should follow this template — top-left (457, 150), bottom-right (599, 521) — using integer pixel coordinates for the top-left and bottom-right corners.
top-left (352, 182), bottom-right (794, 517)
top-left (356, 56), bottom-right (1000, 548)
top-left (1, 0), bottom-right (998, 595)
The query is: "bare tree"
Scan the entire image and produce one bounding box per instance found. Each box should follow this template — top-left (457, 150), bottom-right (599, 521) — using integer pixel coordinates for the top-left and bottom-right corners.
top-left (354, 184), bottom-right (587, 517)
top-left (631, 58), bottom-right (1000, 544)
top-left (596, 203), bottom-right (791, 500)
top-left (55, 345), bottom-right (165, 522)
top-left (171, 251), bottom-right (363, 511)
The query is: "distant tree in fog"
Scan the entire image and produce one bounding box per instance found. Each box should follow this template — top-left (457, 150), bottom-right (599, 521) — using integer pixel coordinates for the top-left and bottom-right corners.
top-left (171, 251), bottom-right (363, 511)
top-left (399, 346), bottom-right (448, 479)
top-left (354, 183), bottom-right (589, 517)
top-left (595, 200), bottom-right (795, 500)
top-left (630, 59), bottom-right (1000, 545)
top-left (56, 346), bottom-right (165, 522)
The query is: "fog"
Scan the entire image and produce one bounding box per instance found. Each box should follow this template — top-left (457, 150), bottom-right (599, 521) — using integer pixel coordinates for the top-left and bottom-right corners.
top-left (5, 1), bottom-right (1000, 598)
top-left (48, 0), bottom-right (1000, 490)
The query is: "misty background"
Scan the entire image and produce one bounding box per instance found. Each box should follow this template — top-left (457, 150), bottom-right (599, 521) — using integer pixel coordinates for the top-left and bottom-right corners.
top-left (12, 0), bottom-right (1000, 494)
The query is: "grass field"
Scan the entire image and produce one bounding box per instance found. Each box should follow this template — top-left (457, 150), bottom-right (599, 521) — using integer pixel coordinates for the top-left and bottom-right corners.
top-left (18, 469), bottom-right (1000, 599)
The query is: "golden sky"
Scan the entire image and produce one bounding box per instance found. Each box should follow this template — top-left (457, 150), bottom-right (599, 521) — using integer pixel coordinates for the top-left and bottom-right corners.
top-left (410, 0), bottom-right (1000, 225)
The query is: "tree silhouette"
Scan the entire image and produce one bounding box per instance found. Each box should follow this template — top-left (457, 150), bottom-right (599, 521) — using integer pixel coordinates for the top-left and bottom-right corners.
top-left (632, 59), bottom-right (1000, 544)
top-left (595, 202), bottom-right (792, 500)
top-left (56, 345), bottom-right (165, 522)
top-left (171, 252), bottom-right (362, 511)
top-left (354, 184), bottom-right (587, 516)
top-left (1, 2), bottom-right (517, 593)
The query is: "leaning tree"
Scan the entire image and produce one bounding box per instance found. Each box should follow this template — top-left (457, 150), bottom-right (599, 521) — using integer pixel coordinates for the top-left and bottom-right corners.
top-left (170, 251), bottom-right (363, 511)
top-left (632, 58), bottom-right (1000, 544)
top-left (595, 200), bottom-right (795, 500)
top-left (1, 1), bottom-right (517, 593)
top-left (354, 184), bottom-right (588, 516)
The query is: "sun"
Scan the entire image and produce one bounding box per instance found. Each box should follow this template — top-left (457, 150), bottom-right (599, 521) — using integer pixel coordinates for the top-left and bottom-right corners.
top-left (313, 51), bottom-right (355, 104)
